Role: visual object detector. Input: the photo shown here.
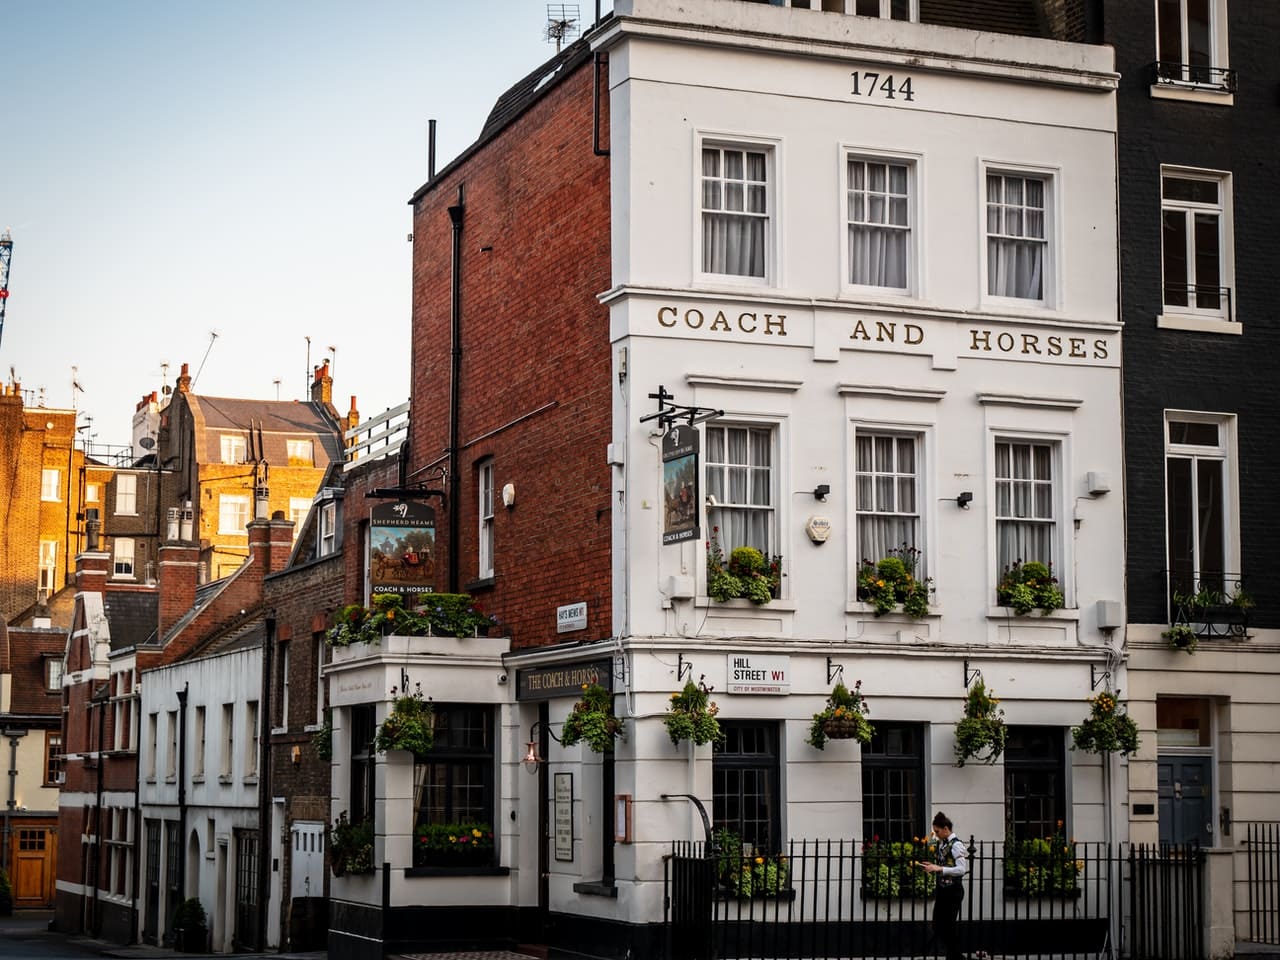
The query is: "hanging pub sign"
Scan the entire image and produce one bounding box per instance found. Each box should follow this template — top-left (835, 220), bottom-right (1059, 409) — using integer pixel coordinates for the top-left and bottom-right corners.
top-left (662, 424), bottom-right (699, 545)
top-left (370, 501), bottom-right (437, 597)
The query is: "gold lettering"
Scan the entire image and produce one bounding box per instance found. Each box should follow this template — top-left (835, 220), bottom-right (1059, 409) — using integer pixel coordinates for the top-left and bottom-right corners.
top-left (709, 310), bottom-right (731, 332)
top-left (685, 308), bottom-right (704, 329)
top-left (875, 321), bottom-right (896, 342)
top-left (764, 313), bottom-right (787, 336)
top-left (970, 329), bottom-right (992, 352)
top-left (904, 324), bottom-right (924, 345)
top-left (738, 312), bottom-right (758, 333)
top-left (1093, 338), bottom-right (1109, 359)
top-left (852, 320), bottom-right (871, 342)
top-left (1021, 333), bottom-right (1042, 355)
top-left (1069, 337), bottom-right (1087, 358)
top-left (1047, 336), bottom-right (1063, 356)
top-left (658, 306), bottom-right (677, 328)
top-left (997, 332), bottom-right (1015, 352)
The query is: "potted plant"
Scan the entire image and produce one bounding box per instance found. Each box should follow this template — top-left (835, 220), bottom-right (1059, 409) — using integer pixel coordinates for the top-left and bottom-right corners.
top-left (954, 679), bottom-right (1007, 766)
top-left (856, 545), bottom-right (933, 618)
top-left (172, 897), bottom-right (208, 952)
top-left (560, 683), bottom-right (624, 753)
top-left (414, 822), bottom-right (496, 868)
top-left (0, 868), bottom-right (12, 917)
top-left (997, 560), bottom-right (1064, 616)
top-left (374, 683), bottom-right (434, 755)
top-left (663, 677), bottom-right (724, 747)
top-left (1071, 691), bottom-right (1140, 757)
top-left (1162, 623), bottom-right (1198, 655)
top-left (327, 592), bottom-right (499, 646)
top-left (713, 830), bottom-right (790, 898)
top-left (1004, 822), bottom-right (1082, 897)
top-left (806, 680), bottom-right (873, 750)
top-left (1173, 584), bottom-right (1251, 639)
top-left (706, 528), bottom-right (782, 604)
top-left (861, 836), bottom-right (937, 899)
top-left (313, 709), bottom-right (333, 761)
top-left (329, 811), bottom-right (375, 877)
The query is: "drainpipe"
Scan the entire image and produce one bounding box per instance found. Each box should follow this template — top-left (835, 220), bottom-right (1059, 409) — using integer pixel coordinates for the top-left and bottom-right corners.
top-left (3, 729), bottom-right (26, 876)
top-left (447, 185), bottom-right (465, 593)
top-left (92, 695), bottom-right (105, 936)
top-left (256, 618), bottom-right (274, 950)
top-left (176, 684), bottom-right (188, 911)
top-left (130, 682), bottom-right (142, 944)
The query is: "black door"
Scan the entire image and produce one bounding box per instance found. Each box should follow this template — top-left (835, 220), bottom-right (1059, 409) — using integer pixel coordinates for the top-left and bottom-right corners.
top-left (234, 829), bottom-right (260, 950)
top-left (143, 822), bottom-right (160, 943)
top-left (1158, 756), bottom-right (1213, 846)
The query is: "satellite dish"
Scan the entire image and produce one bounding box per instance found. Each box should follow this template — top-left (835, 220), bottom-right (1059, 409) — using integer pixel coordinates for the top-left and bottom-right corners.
top-left (139, 437), bottom-right (155, 450)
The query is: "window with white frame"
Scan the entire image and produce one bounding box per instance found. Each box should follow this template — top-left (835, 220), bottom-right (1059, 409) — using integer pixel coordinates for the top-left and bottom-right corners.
top-left (478, 460), bottom-right (495, 579)
top-left (289, 497), bottom-right (311, 538)
top-left (286, 439), bottom-right (314, 465)
top-left (854, 0), bottom-right (916, 19)
top-left (277, 643), bottom-right (290, 730)
top-left (1166, 414), bottom-right (1235, 602)
top-left (855, 431), bottom-right (922, 565)
top-left (41, 468), bottom-right (60, 501)
top-left (194, 705), bottom-right (206, 777)
top-left (701, 144), bottom-right (770, 280)
top-left (994, 439), bottom-right (1058, 576)
top-left (847, 157), bottom-right (912, 290)
top-left (221, 703), bottom-right (234, 778)
top-left (147, 713), bottom-right (158, 780)
top-left (219, 494), bottom-right (250, 535)
top-left (1161, 169), bottom-right (1232, 317)
top-left (313, 634), bottom-right (326, 726)
top-left (86, 482), bottom-right (100, 503)
top-left (318, 501), bottom-right (337, 556)
top-left (38, 540), bottom-right (57, 593)
top-left (245, 701), bottom-right (259, 778)
top-left (986, 172), bottom-right (1048, 301)
top-left (113, 538), bottom-right (135, 578)
top-left (1155, 0), bottom-right (1229, 87)
top-left (706, 424), bottom-right (776, 556)
top-left (115, 474), bottom-right (137, 515)
top-left (221, 434), bottom-right (246, 464)
top-left (166, 710), bottom-right (178, 779)
top-left (46, 657), bottom-right (63, 692)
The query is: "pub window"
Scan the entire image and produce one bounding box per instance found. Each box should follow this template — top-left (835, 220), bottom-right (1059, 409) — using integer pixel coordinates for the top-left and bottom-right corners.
top-left (713, 720), bottom-right (781, 854)
top-left (415, 705), bottom-right (495, 851)
top-left (1003, 725), bottom-right (1066, 841)
top-left (861, 721), bottom-right (925, 842)
top-left (350, 704), bottom-right (377, 826)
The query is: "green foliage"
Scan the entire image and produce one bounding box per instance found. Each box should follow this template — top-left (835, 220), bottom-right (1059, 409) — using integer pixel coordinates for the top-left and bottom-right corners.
top-left (330, 811), bottom-right (375, 875)
top-left (173, 897), bottom-right (207, 931)
top-left (560, 683), bottom-right (624, 753)
top-left (861, 837), bottom-right (937, 899)
top-left (0, 868), bottom-right (12, 916)
top-left (714, 833), bottom-right (790, 899)
top-left (663, 679), bottom-right (724, 747)
top-left (806, 680), bottom-right (874, 750)
top-left (954, 679), bottom-right (1007, 766)
top-left (706, 528), bottom-right (781, 604)
top-left (326, 592), bottom-right (498, 645)
top-left (313, 710), bottom-right (333, 762)
top-left (1071, 691), bottom-right (1140, 757)
top-left (374, 684), bottom-right (434, 755)
top-left (1162, 624), bottom-right (1198, 655)
top-left (997, 560), bottom-right (1064, 615)
top-left (1006, 828), bottom-right (1082, 896)
top-left (414, 822), bottom-right (495, 866)
top-left (856, 545), bottom-right (932, 618)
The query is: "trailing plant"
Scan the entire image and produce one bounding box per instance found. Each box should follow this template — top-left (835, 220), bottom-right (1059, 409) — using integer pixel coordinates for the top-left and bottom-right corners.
top-left (861, 836), bottom-right (937, 899)
top-left (0, 868), bottom-right (12, 916)
top-left (706, 528), bottom-right (781, 604)
top-left (806, 680), bottom-right (873, 750)
top-left (414, 822), bottom-right (495, 866)
top-left (1162, 624), bottom-right (1198, 655)
top-left (326, 592), bottom-right (498, 646)
top-left (313, 710), bottom-right (333, 762)
top-left (1005, 824), bottom-right (1082, 896)
top-left (954, 679), bottom-right (1007, 766)
top-left (329, 811), bottom-right (375, 876)
top-left (663, 677), bottom-right (724, 747)
top-left (1071, 691), bottom-right (1140, 757)
top-left (856, 545), bottom-right (933, 618)
top-left (374, 683), bottom-right (434, 755)
top-left (560, 683), bottom-right (624, 753)
top-left (997, 560), bottom-right (1064, 616)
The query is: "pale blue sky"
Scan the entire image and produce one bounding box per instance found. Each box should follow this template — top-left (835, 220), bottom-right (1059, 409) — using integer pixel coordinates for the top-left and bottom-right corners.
top-left (4, 1), bottom-right (603, 447)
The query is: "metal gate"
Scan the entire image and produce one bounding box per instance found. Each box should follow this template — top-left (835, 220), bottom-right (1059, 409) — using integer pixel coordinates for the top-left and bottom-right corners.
top-left (143, 821), bottom-right (160, 943)
top-left (1244, 822), bottom-right (1280, 945)
top-left (234, 829), bottom-right (260, 950)
top-left (667, 842), bottom-right (717, 960)
top-left (1127, 843), bottom-right (1206, 960)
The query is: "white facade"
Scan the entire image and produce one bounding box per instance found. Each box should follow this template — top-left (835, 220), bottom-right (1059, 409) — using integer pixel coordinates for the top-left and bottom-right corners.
top-left (138, 647), bottom-right (272, 952)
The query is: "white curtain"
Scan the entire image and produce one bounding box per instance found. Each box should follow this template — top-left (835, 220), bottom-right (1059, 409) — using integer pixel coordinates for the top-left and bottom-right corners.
top-left (855, 434), bottom-right (919, 566)
top-left (849, 161), bottom-right (908, 288)
top-left (995, 442), bottom-right (1053, 571)
top-left (987, 175), bottom-right (1044, 299)
top-left (707, 426), bottom-right (772, 553)
top-left (703, 149), bottom-right (766, 278)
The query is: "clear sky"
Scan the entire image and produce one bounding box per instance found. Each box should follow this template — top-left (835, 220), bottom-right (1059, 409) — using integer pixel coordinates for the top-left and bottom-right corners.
top-left (4, 1), bottom-right (604, 448)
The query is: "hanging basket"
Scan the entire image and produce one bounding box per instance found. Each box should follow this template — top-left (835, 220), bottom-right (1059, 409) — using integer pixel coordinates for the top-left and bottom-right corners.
top-left (822, 717), bottom-right (861, 740)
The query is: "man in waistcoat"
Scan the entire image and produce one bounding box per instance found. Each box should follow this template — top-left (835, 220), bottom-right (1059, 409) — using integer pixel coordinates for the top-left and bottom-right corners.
top-left (918, 810), bottom-right (968, 960)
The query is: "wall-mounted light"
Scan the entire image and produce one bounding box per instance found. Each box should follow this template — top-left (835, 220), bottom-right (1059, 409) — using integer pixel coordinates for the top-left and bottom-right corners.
top-left (956, 491), bottom-right (974, 510)
top-left (812, 484), bottom-right (830, 502)
top-left (502, 483), bottom-right (516, 509)
top-left (523, 719), bottom-right (562, 774)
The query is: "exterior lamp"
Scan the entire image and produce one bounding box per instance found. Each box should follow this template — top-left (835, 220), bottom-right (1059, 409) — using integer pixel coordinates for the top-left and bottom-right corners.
top-left (523, 720), bottom-right (561, 774)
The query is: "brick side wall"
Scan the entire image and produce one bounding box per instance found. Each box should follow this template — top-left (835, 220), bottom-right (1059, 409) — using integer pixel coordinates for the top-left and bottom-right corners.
top-left (409, 57), bottom-right (613, 648)
top-left (1108, 3), bottom-right (1280, 626)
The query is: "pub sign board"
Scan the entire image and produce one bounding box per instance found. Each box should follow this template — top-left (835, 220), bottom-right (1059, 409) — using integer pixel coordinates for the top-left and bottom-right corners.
top-left (517, 659), bottom-right (614, 701)
top-left (662, 425), bottom-right (699, 545)
top-left (370, 501), bottom-right (437, 597)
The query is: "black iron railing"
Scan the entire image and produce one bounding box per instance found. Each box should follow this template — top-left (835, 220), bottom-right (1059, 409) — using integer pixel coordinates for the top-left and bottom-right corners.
top-left (665, 838), bottom-right (1207, 959)
top-left (1162, 283), bottom-right (1234, 318)
top-left (1167, 571), bottom-right (1251, 640)
top-left (1151, 61), bottom-right (1237, 92)
top-left (1243, 822), bottom-right (1280, 945)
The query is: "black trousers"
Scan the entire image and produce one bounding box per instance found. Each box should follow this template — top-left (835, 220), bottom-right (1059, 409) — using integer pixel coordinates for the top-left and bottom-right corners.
top-left (933, 882), bottom-right (964, 960)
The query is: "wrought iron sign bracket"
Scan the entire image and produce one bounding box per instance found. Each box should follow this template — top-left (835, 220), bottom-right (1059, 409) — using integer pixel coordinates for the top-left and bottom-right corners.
top-left (827, 658), bottom-right (844, 686)
top-left (639, 384), bottom-right (722, 432)
top-left (676, 653), bottom-right (693, 683)
top-left (364, 486), bottom-right (446, 502)
top-left (964, 660), bottom-right (983, 688)
top-left (1091, 663), bottom-right (1110, 691)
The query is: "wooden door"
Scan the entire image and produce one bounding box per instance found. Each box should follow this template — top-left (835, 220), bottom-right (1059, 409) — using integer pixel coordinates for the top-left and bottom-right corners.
top-left (11, 824), bottom-right (57, 907)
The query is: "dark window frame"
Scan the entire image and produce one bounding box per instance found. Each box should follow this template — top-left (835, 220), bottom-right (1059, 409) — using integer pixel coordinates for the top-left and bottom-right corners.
top-left (861, 721), bottom-right (925, 843)
top-left (413, 704), bottom-right (495, 830)
top-left (1003, 725), bottom-right (1066, 841)
top-left (349, 704), bottom-right (376, 826)
top-left (713, 720), bottom-right (782, 854)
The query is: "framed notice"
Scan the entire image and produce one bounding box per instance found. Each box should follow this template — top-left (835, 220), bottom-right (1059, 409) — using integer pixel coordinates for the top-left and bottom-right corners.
top-left (662, 425), bottom-right (699, 545)
top-left (554, 773), bottom-right (574, 862)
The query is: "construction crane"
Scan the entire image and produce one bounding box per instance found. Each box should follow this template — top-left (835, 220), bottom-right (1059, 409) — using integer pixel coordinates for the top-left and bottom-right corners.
top-left (0, 230), bottom-right (11, 352)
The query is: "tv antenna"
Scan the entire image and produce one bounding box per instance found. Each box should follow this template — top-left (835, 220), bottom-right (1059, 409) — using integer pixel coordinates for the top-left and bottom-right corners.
top-left (544, 4), bottom-right (580, 52)
top-left (192, 330), bottom-right (219, 389)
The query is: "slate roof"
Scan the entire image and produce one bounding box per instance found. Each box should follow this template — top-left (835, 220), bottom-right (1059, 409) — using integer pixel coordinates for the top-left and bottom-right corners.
top-left (104, 590), bottom-right (159, 650)
top-left (186, 395), bottom-right (344, 464)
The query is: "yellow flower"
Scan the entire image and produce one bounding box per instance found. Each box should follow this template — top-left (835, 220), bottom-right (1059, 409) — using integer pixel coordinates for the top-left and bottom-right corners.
top-left (448, 834), bottom-right (457, 842)
top-left (671, 693), bottom-right (679, 700)
top-left (473, 828), bottom-right (483, 838)
top-left (755, 856), bottom-right (765, 865)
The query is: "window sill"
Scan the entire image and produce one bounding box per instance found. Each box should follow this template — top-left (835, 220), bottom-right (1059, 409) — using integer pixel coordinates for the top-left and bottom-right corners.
top-left (165, 776), bottom-right (177, 784)
top-left (406, 865), bottom-right (510, 878)
top-left (847, 602), bottom-right (940, 618)
top-left (145, 778), bottom-right (157, 785)
top-left (1149, 83), bottom-right (1233, 107)
top-left (465, 576), bottom-right (496, 592)
top-left (243, 775), bottom-right (259, 785)
top-left (986, 606), bottom-right (1079, 622)
top-left (192, 775), bottom-right (205, 784)
top-left (697, 596), bottom-right (796, 612)
top-left (270, 726), bottom-right (287, 736)
top-left (573, 880), bottom-right (618, 898)
top-left (1156, 313), bottom-right (1240, 336)
top-left (303, 723), bottom-right (323, 733)
top-left (218, 775), bottom-right (233, 785)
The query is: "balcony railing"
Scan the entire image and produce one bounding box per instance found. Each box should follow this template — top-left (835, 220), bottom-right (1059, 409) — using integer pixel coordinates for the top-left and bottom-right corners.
top-left (1163, 283), bottom-right (1233, 319)
top-left (1168, 570), bottom-right (1250, 640)
top-left (1151, 61), bottom-right (1237, 93)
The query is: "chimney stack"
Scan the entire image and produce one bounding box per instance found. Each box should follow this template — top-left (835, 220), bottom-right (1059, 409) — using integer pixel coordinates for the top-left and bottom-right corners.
top-left (176, 362), bottom-right (192, 395)
top-left (310, 361), bottom-right (333, 405)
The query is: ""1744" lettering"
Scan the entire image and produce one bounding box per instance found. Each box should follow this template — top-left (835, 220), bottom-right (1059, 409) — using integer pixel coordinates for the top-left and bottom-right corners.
top-left (850, 71), bottom-right (915, 102)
